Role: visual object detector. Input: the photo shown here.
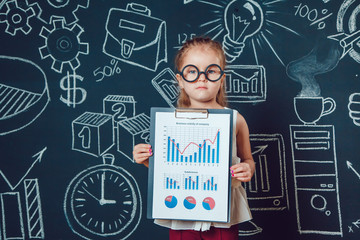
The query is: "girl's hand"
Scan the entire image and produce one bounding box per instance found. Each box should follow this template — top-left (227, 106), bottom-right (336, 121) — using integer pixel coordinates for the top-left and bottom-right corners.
top-left (133, 144), bottom-right (152, 167)
top-left (230, 162), bottom-right (253, 182)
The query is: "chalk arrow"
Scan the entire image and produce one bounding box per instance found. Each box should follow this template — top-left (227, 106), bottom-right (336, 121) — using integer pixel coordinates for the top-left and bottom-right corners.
top-left (346, 161), bottom-right (360, 180)
top-left (252, 145), bottom-right (268, 156)
top-left (0, 146), bottom-right (47, 190)
top-left (353, 219), bottom-right (360, 228)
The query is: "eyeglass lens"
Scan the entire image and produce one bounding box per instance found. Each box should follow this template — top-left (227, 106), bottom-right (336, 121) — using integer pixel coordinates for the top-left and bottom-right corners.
top-left (181, 64), bottom-right (223, 82)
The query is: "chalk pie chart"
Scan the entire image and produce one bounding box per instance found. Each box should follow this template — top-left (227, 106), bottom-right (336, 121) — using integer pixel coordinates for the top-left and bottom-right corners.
top-left (0, 56), bottom-right (50, 135)
top-left (165, 195), bottom-right (178, 208)
top-left (183, 196), bottom-right (196, 210)
top-left (202, 197), bottom-right (215, 210)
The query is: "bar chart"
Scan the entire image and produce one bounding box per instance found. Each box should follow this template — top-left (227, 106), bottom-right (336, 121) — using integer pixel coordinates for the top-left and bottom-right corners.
top-left (202, 175), bottom-right (218, 191)
top-left (165, 126), bottom-right (221, 165)
top-left (184, 174), bottom-right (199, 190)
top-left (164, 174), bottom-right (181, 190)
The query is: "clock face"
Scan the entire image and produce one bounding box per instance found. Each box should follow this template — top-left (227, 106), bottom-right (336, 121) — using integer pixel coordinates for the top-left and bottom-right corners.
top-left (64, 164), bottom-right (142, 239)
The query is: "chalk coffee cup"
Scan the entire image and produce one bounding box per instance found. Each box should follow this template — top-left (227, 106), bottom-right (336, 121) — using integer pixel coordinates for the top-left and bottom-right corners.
top-left (294, 97), bottom-right (336, 125)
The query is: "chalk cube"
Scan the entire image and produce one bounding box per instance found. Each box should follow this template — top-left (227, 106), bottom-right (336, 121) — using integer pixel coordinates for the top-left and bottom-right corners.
top-left (72, 112), bottom-right (114, 157)
top-left (117, 113), bottom-right (150, 162)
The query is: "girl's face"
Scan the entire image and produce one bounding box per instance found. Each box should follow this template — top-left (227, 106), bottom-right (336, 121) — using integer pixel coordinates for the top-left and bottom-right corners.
top-left (176, 45), bottom-right (225, 108)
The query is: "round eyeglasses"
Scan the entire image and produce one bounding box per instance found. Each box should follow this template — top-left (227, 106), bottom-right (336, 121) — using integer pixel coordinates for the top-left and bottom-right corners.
top-left (179, 64), bottom-right (224, 82)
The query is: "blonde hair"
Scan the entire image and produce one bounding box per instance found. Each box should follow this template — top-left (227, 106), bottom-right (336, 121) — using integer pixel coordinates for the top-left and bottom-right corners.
top-left (175, 36), bottom-right (227, 108)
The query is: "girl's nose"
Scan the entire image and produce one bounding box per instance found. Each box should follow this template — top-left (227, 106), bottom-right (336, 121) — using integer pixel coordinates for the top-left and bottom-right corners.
top-left (197, 72), bottom-right (207, 82)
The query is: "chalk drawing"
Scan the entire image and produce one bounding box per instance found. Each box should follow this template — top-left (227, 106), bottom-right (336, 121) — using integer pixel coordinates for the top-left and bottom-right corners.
top-left (93, 59), bottom-right (122, 82)
top-left (348, 93), bottom-right (360, 126)
top-left (294, 3), bottom-right (333, 31)
top-left (287, 39), bottom-right (343, 235)
top-left (287, 39), bottom-right (340, 97)
top-left (328, 0), bottom-right (360, 63)
top-left (117, 113), bottom-right (150, 162)
top-left (24, 179), bottom-right (45, 239)
top-left (223, 0), bottom-right (263, 62)
top-left (349, 219), bottom-right (360, 233)
top-left (151, 68), bottom-right (179, 108)
top-left (60, 71), bottom-right (87, 108)
top-left (64, 154), bottom-right (142, 240)
top-left (246, 134), bottom-right (289, 211)
top-left (0, 147), bottom-right (46, 191)
top-left (26, 0), bottom-right (89, 25)
top-left (72, 112), bottom-right (114, 157)
top-left (238, 220), bottom-right (262, 236)
top-left (346, 161), bottom-right (360, 180)
top-left (103, 3), bottom-right (167, 72)
top-left (183, 0), bottom-right (195, 4)
top-left (290, 124), bottom-right (342, 236)
top-left (198, 0), bottom-right (301, 66)
top-left (0, 192), bottom-right (25, 240)
top-left (39, 18), bottom-right (89, 73)
top-left (294, 96), bottom-right (336, 125)
top-left (224, 65), bottom-right (266, 103)
top-left (103, 95), bottom-right (136, 122)
top-left (0, 0), bottom-right (35, 36)
top-left (0, 56), bottom-right (50, 136)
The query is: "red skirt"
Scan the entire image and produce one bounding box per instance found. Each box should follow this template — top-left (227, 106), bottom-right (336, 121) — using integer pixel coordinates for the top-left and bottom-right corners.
top-left (169, 224), bottom-right (239, 240)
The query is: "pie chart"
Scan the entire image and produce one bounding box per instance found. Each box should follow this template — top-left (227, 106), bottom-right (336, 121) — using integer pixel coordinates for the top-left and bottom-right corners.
top-left (183, 196), bottom-right (196, 210)
top-left (202, 197), bottom-right (215, 210)
top-left (165, 195), bottom-right (177, 209)
top-left (0, 56), bottom-right (49, 135)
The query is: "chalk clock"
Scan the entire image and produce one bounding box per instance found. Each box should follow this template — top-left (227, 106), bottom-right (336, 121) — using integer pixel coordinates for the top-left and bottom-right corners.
top-left (64, 162), bottom-right (142, 239)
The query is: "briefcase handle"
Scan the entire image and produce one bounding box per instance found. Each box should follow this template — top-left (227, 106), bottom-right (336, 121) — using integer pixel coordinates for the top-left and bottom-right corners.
top-left (126, 3), bottom-right (151, 16)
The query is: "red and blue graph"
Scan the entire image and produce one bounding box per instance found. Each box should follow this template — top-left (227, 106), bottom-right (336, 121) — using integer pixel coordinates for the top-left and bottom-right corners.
top-left (184, 175), bottom-right (199, 190)
top-left (203, 176), bottom-right (218, 191)
top-left (202, 197), bottom-right (215, 210)
top-left (166, 129), bottom-right (220, 164)
top-left (164, 174), bottom-right (180, 190)
top-left (183, 196), bottom-right (196, 210)
top-left (165, 195), bottom-right (178, 208)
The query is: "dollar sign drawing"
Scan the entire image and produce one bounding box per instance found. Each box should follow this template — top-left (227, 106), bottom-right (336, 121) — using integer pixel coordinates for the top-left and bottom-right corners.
top-left (60, 71), bottom-right (87, 107)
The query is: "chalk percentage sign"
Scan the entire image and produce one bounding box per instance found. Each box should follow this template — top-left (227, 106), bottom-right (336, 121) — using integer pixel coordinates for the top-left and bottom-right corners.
top-left (93, 59), bottom-right (122, 82)
top-left (310, 9), bottom-right (333, 30)
top-left (109, 59), bottom-right (121, 76)
top-left (294, 4), bottom-right (333, 30)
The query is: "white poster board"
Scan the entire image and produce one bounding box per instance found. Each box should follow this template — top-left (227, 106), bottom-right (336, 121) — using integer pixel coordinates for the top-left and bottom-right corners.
top-left (147, 108), bottom-right (233, 222)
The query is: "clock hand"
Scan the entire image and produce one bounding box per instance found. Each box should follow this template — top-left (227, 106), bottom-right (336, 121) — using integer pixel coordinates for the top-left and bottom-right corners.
top-left (101, 172), bottom-right (105, 201)
top-left (100, 199), bottom-right (117, 205)
top-left (99, 172), bottom-right (117, 205)
top-left (82, 186), bottom-right (101, 202)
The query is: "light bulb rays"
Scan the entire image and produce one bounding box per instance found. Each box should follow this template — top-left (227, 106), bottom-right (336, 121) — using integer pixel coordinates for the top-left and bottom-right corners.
top-left (265, 19), bottom-right (301, 37)
top-left (260, 31), bottom-right (285, 66)
top-left (197, 0), bottom-right (301, 65)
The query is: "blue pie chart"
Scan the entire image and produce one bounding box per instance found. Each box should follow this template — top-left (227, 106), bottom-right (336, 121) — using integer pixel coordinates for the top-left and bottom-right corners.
top-left (183, 196), bottom-right (196, 210)
top-left (165, 195), bottom-right (178, 208)
top-left (202, 197), bottom-right (215, 210)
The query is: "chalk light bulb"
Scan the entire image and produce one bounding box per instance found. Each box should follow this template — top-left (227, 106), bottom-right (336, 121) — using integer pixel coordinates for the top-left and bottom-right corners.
top-left (223, 0), bottom-right (264, 62)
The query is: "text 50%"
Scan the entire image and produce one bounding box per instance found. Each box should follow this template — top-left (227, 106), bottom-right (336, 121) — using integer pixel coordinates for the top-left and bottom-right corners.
top-left (93, 59), bottom-right (121, 82)
top-left (294, 3), bottom-right (333, 30)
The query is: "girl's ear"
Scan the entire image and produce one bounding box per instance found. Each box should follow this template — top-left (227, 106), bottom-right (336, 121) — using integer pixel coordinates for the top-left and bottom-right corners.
top-left (176, 73), bottom-right (184, 88)
top-left (220, 73), bottom-right (226, 87)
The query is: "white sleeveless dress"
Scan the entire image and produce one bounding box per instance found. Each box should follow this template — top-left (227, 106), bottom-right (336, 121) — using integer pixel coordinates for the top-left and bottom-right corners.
top-left (154, 109), bottom-right (252, 231)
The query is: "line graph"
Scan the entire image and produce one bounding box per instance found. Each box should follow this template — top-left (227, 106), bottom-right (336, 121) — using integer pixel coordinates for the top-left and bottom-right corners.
top-left (164, 173), bottom-right (181, 190)
top-left (165, 127), bottom-right (220, 164)
top-left (203, 175), bottom-right (218, 191)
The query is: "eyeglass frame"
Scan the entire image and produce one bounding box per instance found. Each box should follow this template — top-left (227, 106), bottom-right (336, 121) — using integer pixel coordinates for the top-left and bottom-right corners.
top-left (178, 64), bottom-right (225, 82)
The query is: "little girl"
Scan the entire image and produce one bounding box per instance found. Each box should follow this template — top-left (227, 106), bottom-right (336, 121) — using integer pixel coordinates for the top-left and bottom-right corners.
top-left (133, 36), bottom-right (255, 240)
